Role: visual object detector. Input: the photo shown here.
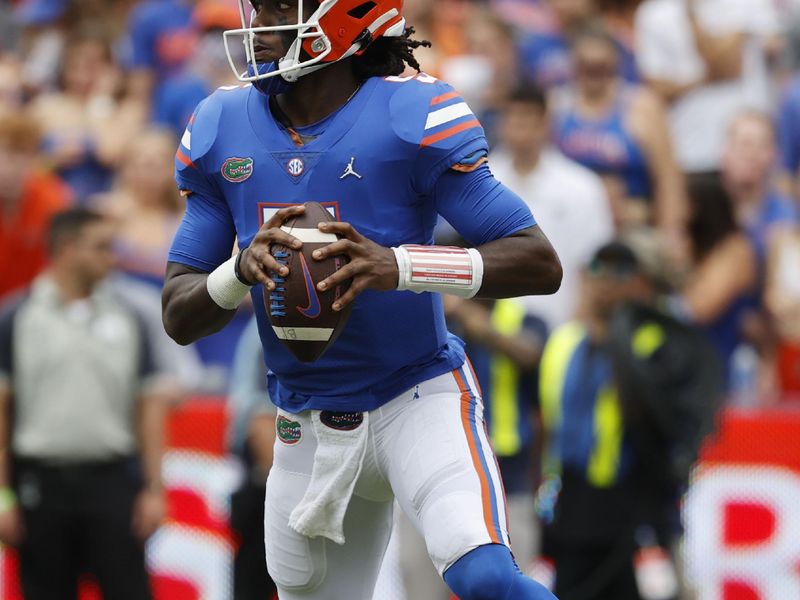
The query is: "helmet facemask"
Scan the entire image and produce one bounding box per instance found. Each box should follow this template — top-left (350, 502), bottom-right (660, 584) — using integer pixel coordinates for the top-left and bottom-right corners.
top-left (224, 0), bottom-right (334, 84)
top-left (223, 0), bottom-right (405, 87)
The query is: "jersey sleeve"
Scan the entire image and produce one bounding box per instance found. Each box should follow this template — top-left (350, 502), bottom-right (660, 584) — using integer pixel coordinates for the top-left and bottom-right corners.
top-left (168, 94), bottom-right (236, 271)
top-left (391, 77), bottom-right (490, 196)
top-left (433, 163), bottom-right (536, 247)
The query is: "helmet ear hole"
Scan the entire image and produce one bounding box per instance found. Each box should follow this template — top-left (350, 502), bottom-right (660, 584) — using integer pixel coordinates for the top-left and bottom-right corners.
top-left (347, 1), bottom-right (376, 19)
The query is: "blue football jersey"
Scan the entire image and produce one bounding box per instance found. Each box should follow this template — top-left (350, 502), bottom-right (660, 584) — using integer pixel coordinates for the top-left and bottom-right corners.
top-left (169, 74), bottom-right (536, 413)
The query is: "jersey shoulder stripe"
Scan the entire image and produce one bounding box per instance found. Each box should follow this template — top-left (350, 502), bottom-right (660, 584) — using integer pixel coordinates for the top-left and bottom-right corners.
top-left (381, 74), bottom-right (488, 194)
top-left (174, 84), bottom-right (250, 175)
top-left (421, 91), bottom-right (482, 149)
top-left (384, 74), bottom-right (486, 152)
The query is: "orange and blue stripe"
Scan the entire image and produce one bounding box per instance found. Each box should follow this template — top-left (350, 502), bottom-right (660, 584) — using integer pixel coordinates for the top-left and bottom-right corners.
top-left (454, 366), bottom-right (509, 547)
top-left (464, 356), bottom-right (511, 532)
top-left (421, 92), bottom-right (483, 149)
top-left (175, 114), bottom-right (197, 170)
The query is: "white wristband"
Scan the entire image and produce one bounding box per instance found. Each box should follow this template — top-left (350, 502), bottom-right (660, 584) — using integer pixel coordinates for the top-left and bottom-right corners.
top-left (392, 245), bottom-right (484, 298)
top-left (206, 254), bottom-right (253, 310)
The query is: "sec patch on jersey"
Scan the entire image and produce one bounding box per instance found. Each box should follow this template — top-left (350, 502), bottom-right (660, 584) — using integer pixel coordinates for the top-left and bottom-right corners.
top-left (267, 202), bottom-right (352, 363)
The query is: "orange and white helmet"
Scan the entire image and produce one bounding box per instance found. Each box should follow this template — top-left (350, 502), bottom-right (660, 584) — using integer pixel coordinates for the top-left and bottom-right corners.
top-left (224, 0), bottom-right (406, 83)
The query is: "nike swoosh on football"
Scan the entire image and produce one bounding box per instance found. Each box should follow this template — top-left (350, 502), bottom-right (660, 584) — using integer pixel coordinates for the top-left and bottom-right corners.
top-left (296, 253), bottom-right (322, 319)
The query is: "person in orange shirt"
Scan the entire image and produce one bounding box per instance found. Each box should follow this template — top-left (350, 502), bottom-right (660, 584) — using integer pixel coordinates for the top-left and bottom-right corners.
top-left (0, 112), bottom-right (72, 301)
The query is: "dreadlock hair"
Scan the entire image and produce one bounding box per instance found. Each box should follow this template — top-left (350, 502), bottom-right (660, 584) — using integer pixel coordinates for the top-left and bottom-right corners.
top-left (352, 26), bottom-right (432, 81)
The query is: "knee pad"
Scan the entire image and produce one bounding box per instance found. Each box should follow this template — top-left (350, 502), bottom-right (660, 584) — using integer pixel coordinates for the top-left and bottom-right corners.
top-left (444, 544), bottom-right (556, 600)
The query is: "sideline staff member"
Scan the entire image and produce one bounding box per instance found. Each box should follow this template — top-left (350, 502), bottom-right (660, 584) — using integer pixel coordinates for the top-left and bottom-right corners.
top-left (0, 208), bottom-right (167, 600)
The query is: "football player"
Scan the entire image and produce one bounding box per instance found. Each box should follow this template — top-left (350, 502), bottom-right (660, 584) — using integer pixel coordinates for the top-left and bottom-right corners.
top-left (162, 1), bottom-right (562, 598)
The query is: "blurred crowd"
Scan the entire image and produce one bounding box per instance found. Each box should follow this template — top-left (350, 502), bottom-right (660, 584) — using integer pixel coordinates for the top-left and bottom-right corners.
top-left (0, 0), bottom-right (800, 598)
top-left (1, 0), bottom-right (799, 400)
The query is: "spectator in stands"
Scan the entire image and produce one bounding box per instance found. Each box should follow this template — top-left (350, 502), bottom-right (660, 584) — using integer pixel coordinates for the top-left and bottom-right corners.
top-left (720, 114), bottom-right (796, 403)
top-left (552, 25), bottom-right (686, 235)
top-left (777, 73), bottom-right (800, 198)
top-left (427, 0), bottom-right (479, 73)
top-left (722, 110), bottom-right (799, 260)
top-left (596, 0), bottom-right (642, 83)
top-left (0, 208), bottom-right (167, 600)
top-left (12, 0), bottom-right (71, 95)
top-left (439, 11), bottom-right (520, 146)
top-left (0, 55), bottom-right (23, 113)
top-left (123, 0), bottom-right (198, 109)
top-left (95, 123), bottom-right (247, 387)
top-left (491, 84), bottom-right (614, 331)
top-left (0, 112), bottom-right (72, 301)
top-left (90, 127), bottom-right (213, 392)
top-left (95, 127), bottom-right (183, 287)
top-left (0, 3), bottom-right (19, 52)
top-left (517, 0), bottom-right (593, 88)
top-left (537, 239), bottom-right (720, 600)
top-left (29, 27), bottom-right (144, 199)
top-left (227, 317), bottom-right (278, 600)
top-left (766, 225), bottom-right (800, 399)
top-left (490, 0), bottom-right (553, 35)
top-left (635, 0), bottom-right (778, 174)
top-left (678, 175), bottom-right (760, 388)
top-left (153, 1), bottom-right (244, 136)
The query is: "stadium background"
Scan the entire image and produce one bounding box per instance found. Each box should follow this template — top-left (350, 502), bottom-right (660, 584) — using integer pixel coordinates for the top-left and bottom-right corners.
top-left (1, 0), bottom-right (800, 599)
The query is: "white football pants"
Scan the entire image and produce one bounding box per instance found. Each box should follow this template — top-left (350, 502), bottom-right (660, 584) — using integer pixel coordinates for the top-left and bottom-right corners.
top-left (264, 364), bottom-right (511, 599)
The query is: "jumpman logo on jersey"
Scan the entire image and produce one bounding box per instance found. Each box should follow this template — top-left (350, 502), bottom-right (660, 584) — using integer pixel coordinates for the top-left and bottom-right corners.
top-left (339, 157), bottom-right (363, 180)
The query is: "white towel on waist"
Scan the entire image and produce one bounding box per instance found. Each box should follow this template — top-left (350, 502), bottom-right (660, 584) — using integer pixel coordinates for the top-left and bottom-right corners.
top-left (288, 411), bottom-right (369, 545)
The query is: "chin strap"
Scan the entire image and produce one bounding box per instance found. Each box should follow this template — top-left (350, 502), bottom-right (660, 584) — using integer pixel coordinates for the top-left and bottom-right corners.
top-left (247, 61), bottom-right (296, 95)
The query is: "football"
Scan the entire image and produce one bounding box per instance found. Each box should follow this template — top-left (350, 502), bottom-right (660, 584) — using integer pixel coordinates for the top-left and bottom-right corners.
top-left (266, 202), bottom-right (352, 362)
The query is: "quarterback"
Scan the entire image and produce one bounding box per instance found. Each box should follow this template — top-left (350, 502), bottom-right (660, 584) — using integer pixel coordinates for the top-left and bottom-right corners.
top-left (162, 0), bottom-right (562, 598)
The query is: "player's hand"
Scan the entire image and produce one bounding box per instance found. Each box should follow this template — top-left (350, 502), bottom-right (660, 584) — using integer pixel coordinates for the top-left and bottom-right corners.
top-left (240, 205), bottom-right (306, 291)
top-left (131, 488), bottom-right (166, 542)
top-left (312, 221), bottom-right (399, 311)
top-left (0, 506), bottom-right (24, 546)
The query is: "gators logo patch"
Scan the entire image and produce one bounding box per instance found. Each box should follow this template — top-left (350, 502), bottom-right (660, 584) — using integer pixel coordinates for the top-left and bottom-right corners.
top-left (277, 415), bottom-right (302, 445)
top-left (221, 157), bottom-right (254, 183)
top-left (320, 411), bottom-right (364, 431)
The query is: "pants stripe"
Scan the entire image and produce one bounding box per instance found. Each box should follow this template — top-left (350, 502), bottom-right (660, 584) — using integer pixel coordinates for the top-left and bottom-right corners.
top-left (462, 362), bottom-right (511, 546)
top-left (454, 367), bottom-right (503, 545)
top-left (465, 355), bottom-right (484, 397)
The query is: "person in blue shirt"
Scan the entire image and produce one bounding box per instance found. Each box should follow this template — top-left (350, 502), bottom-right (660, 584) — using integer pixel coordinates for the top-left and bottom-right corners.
top-left (516, 0), bottom-right (593, 89)
top-left (551, 25), bottom-right (686, 236)
top-left (722, 110), bottom-right (799, 261)
top-left (123, 0), bottom-right (196, 107)
top-left (777, 73), bottom-right (800, 196)
top-left (161, 1), bottom-right (562, 599)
